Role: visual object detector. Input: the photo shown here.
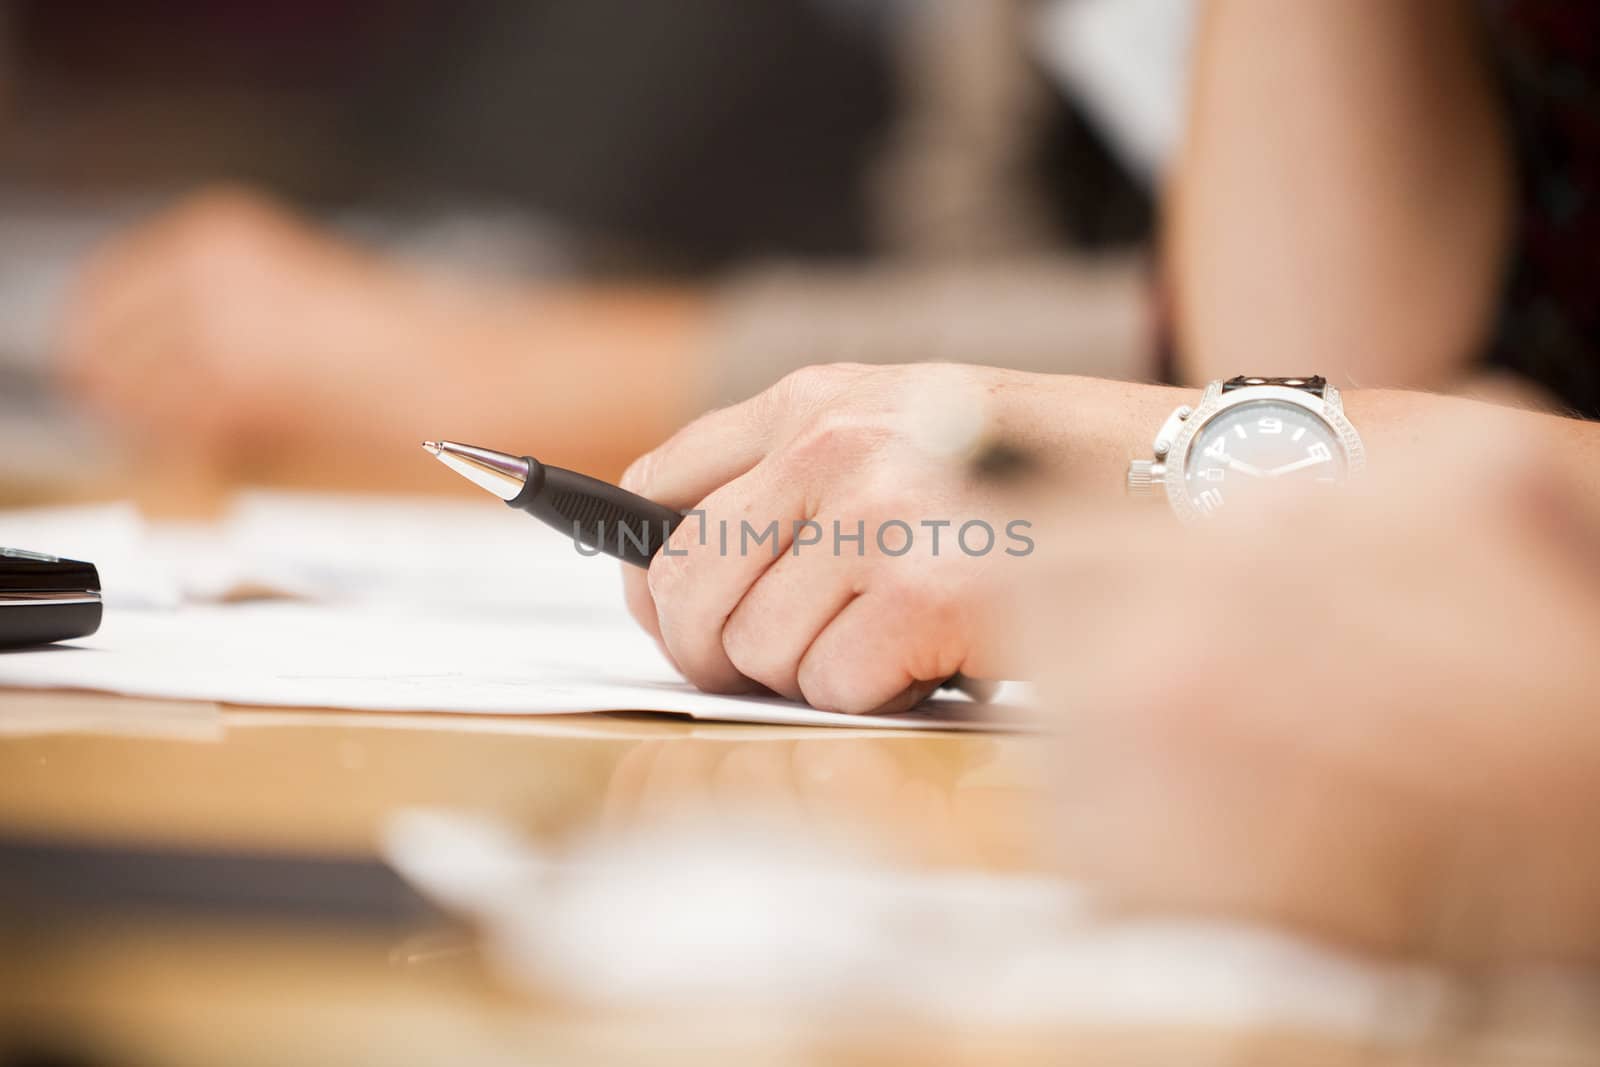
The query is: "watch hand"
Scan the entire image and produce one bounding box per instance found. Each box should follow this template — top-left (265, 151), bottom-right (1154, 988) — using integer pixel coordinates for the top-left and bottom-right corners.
top-left (1267, 454), bottom-right (1332, 478)
top-left (1225, 457), bottom-right (1266, 478)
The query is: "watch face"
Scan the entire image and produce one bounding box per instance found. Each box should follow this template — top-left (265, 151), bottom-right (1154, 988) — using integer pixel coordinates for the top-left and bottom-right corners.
top-left (1183, 400), bottom-right (1345, 515)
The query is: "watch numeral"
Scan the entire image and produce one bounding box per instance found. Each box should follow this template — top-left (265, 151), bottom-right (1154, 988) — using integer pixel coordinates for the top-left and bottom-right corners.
top-left (1307, 442), bottom-right (1332, 463)
top-left (1196, 488), bottom-right (1224, 513)
top-left (1258, 417), bottom-right (1283, 434)
top-left (1199, 467), bottom-right (1225, 481)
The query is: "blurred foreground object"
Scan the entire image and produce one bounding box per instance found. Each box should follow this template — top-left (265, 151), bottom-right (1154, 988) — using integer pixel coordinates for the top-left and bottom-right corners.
top-left (383, 807), bottom-right (1455, 1041)
top-left (1020, 419), bottom-right (1600, 962)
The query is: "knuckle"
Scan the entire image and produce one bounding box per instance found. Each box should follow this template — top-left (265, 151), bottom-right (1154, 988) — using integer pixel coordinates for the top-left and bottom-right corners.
top-left (884, 570), bottom-right (948, 621)
top-left (906, 619), bottom-right (967, 684)
top-left (797, 665), bottom-right (869, 715)
top-left (773, 363), bottom-right (838, 404)
top-left (769, 363), bottom-right (871, 414)
top-left (645, 528), bottom-right (715, 614)
top-left (168, 191), bottom-right (283, 267)
top-left (795, 671), bottom-right (841, 713)
top-left (721, 614), bottom-right (787, 692)
top-left (788, 411), bottom-right (877, 468)
top-left (858, 483), bottom-right (920, 527)
top-left (645, 549), bottom-right (687, 605)
top-left (174, 187), bottom-right (278, 233)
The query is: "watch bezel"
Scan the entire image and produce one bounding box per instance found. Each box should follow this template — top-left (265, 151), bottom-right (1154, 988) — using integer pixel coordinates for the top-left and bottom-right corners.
top-left (1163, 384), bottom-right (1365, 522)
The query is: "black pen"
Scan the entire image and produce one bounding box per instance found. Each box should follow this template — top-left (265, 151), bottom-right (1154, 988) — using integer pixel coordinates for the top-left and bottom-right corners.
top-left (422, 440), bottom-right (994, 702)
top-left (423, 440), bottom-right (679, 566)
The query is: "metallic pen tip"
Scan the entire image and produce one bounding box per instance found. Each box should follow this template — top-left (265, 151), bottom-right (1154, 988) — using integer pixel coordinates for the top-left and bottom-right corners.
top-left (420, 439), bottom-right (532, 500)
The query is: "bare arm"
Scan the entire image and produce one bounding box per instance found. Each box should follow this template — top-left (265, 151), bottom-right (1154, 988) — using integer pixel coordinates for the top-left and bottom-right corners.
top-left (619, 364), bottom-right (1600, 711)
top-left (57, 190), bottom-right (1152, 486)
top-left (55, 189), bottom-right (709, 483)
top-left (1064, 376), bottom-right (1600, 502)
top-left (1167, 0), bottom-right (1514, 389)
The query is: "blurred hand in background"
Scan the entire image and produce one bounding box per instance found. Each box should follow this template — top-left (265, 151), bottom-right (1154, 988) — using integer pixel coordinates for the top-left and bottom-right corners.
top-left (1019, 425), bottom-right (1600, 962)
top-left (58, 188), bottom-right (427, 451)
top-left (53, 187), bottom-right (708, 479)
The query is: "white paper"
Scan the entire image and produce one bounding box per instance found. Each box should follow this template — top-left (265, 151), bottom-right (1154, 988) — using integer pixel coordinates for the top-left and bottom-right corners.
top-left (0, 493), bottom-right (1029, 731)
top-left (0, 502), bottom-right (184, 608)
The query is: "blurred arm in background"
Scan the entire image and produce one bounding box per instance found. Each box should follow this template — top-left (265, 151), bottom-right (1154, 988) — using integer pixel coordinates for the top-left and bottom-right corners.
top-left (1168, 0), bottom-right (1514, 389)
top-left (47, 0), bottom-right (1166, 482)
top-left (55, 189), bottom-right (709, 480)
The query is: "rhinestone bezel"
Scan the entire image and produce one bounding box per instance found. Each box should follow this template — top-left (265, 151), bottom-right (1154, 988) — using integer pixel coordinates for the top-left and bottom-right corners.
top-left (1164, 384), bottom-right (1366, 523)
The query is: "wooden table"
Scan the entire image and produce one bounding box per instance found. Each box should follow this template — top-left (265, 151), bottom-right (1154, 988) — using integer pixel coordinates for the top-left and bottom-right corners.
top-left (6, 696), bottom-right (1600, 1065)
top-left (0, 691), bottom-right (1071, 1063)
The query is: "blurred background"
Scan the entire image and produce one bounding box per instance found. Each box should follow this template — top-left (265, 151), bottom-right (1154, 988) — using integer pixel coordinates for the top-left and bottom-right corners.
top-left (12, 3), bottom-right (1600, 1064)
top-left (0, 0), bottom-right (1180, 502)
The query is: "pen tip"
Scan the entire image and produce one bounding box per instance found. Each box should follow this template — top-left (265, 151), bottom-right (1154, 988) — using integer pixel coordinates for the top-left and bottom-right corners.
top-left (421, 441), bottom-right (443, 457)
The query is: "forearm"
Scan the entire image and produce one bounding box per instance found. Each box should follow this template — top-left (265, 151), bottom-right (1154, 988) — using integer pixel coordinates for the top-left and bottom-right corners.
top-left (426, 285), bottom-right (712, 481)
top-left (1168, 0), bottom-right (1513, 388)
top-left (1043, 376), bottom-right (1600, 499)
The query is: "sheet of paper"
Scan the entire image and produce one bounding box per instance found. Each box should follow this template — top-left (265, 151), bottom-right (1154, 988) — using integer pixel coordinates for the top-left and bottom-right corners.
top-left (0, 603), bottom-right (1024, 730)
top-left (0, 502), bottom-right (186, 608)
top-left (0, 493), bottom-right (1030, 731)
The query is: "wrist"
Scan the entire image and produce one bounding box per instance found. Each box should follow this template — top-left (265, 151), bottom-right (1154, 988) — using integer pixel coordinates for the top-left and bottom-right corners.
top-left (1040, 375), bottom-right (1190, 493)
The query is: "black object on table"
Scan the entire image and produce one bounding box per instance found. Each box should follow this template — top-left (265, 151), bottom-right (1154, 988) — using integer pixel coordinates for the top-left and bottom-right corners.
top-left (0, 548), bottom-right (101, 649)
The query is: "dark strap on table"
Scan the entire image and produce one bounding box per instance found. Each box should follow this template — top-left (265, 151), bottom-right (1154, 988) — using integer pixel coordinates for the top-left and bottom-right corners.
top-left (1221, 375), bottom-right (1326, 397)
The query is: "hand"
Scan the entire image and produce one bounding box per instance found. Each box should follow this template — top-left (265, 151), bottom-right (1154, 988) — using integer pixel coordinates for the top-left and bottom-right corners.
top-left (618, 363), bottom-right (1123, 714)
top-left (54, 186), bottom-right (707, 476)
top-left (56, 187), bottom-right (454, 452)
top-left (1019, 428), bottom-right (1600, 960)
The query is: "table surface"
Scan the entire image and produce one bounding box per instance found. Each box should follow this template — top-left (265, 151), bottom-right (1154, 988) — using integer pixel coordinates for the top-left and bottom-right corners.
top-left (2, 479), bottom-right (1598, 1064)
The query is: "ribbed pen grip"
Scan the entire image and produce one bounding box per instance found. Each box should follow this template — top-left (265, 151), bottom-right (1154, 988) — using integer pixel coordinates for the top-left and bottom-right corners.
top-left (508, 459), bottom-right (684, 568)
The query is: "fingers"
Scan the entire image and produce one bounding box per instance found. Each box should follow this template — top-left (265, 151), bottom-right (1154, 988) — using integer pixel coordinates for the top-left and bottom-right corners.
top-left (56, 209), bottom-right (230, 447)
top-left (797, 588), bottom-right (966, 715)
top-left (620, 364), bottom-right (861, 507)
top-left (620, 395), bottom-right (777, 508)
top-left (58, 236), bottom-right (178, 397)
top-left (55, 187), bottom-right (331, 449)
top-left (646, 457), bottom-right (809, 694)
top-left (61, 277), bottom-right (241, 449)
top-left (619, 362), bottom-right (977, 711)
top-left (720, 547), bottom-right (861, 701)
top-left (64, 295), bottom-right (200, 441)
top-left (619, 563), bottom-right (683, 679)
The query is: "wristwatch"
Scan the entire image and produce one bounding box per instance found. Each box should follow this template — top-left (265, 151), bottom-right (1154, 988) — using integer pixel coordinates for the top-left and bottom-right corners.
top-left (1127, 375), bottom-right (1364, 520)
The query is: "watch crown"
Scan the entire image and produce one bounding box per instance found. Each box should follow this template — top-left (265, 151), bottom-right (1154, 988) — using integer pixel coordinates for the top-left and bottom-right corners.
top-left (1126, 460), bottom-right (1165, 496)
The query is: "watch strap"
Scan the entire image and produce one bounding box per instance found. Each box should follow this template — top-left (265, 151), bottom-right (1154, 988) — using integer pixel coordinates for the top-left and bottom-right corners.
top-left (1221, 375), bottom-right (1326, 398)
